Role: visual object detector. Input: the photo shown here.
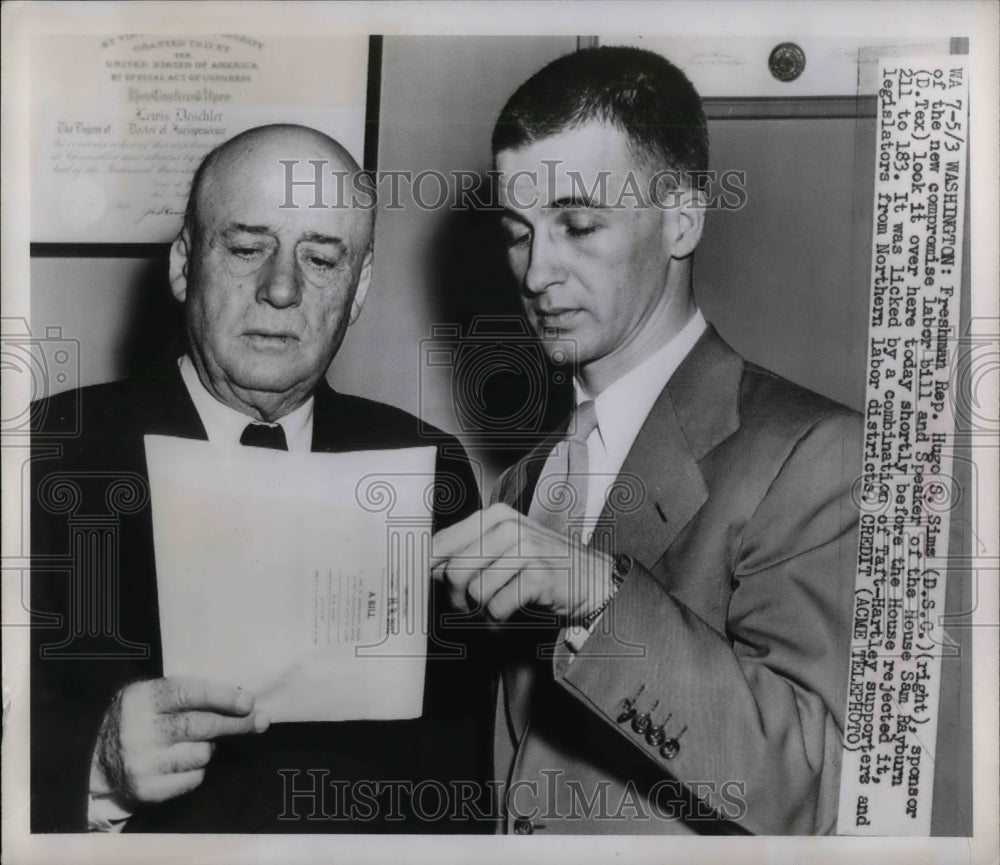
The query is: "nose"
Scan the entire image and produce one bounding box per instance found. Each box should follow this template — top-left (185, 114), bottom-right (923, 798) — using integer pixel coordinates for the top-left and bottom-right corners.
top-left (256, 249), bottom-right (303, 308)
top-left (522, 230), bottom-right (564, 296)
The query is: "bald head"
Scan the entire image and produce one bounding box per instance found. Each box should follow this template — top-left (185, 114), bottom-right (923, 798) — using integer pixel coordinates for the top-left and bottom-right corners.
top-left (185, 124), bottom-right (374, 246)
top-left (170, 124), bottom-right (376, 421)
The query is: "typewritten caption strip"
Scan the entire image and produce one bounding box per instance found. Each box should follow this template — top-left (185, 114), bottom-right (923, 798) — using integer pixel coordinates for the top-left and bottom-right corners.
top-left (838, 56), bottom-right (969, 836)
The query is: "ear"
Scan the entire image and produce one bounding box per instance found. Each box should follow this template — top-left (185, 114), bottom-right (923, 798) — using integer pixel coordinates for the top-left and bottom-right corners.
top-left (168, 227), bottom-right (191, 303)
top-left (664, 187), bottom-right (706, 260)
top-left (348, 245), bottom-right (373, 325)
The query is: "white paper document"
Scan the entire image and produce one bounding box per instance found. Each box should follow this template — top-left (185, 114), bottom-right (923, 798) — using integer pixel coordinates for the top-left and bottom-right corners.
top-left (144, 435), bottom-right (438, 723)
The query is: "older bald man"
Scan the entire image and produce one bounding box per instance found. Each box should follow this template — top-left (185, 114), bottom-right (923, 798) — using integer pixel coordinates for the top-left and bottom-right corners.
top-left (30, 125), bottom-right (491, 833)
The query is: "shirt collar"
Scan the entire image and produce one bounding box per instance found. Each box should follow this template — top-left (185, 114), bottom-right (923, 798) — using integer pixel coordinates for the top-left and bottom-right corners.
top-left (575, 309), bottom-right (707, 468)
top-left (178, 355), bottom-right (315, 452)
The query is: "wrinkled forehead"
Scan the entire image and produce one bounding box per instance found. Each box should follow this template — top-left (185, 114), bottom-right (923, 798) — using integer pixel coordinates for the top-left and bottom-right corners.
top-left (194, 138), bottom-right (373, 244)
top-left (495, 122), bottom-right (651, 210)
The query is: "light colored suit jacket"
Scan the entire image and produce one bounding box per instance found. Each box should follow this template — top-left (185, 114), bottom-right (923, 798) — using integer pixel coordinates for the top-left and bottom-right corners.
top-left (492, 327), bottom-right (862, 835)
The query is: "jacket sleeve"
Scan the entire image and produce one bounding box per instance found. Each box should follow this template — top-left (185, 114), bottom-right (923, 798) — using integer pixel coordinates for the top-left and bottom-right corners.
top-left (30, 445), bottom-right (154, 832)
top-left (30, 523), bottom-right (111, 832)
top-left (552, 410), bottom-right (862, 834)
top-left (29, 393), bottom-right (161, 833)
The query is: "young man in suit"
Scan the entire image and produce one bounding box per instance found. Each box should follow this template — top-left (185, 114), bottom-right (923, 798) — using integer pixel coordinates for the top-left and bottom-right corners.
top-left (31, 124), bottom-right (492, 833)
top-left (433, 46), bottom-right (863, 835)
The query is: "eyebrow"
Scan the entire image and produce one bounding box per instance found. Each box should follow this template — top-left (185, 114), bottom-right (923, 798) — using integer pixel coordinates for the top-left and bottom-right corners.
top-left (500, 195), bottom-right (606, 220)
top-left (500, 210), bottom-right (529, 223)
top-left (548, 195), bottom-right (607, 210)
top-left (223, 223), bottom-right (273, 236)
top-left (222, 225), bottom-right (347, 250)
top-left (299, 231), bottom-right (347, 250)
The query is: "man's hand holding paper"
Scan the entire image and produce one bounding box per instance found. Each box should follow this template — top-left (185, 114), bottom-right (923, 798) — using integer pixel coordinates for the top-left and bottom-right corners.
top-left (145, 436), bottom-right (438, 724)
top-left (93, 676), bottom-right (269, 807)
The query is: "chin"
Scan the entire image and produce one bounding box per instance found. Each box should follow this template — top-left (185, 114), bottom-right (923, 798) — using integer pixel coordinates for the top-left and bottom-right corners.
top-left (536, 335), bottom-right (588, 370)
top-left (230, 362), bottom-right (309, 395)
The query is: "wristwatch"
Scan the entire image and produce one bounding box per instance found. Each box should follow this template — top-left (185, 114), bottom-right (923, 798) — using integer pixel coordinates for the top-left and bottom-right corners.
top-left (582, 552), bottom-right (633, 629)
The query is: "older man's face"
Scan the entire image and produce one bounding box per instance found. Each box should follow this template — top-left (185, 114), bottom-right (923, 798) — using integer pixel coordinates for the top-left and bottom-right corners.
top-left (174, 134), bottom-right (372, 418)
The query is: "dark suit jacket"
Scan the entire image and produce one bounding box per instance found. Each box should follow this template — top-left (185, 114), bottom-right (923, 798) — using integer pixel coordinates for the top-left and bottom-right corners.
top-left (30, 366), bottom-right (493, 833)
top-left (492, 327), bottom-right (863, 835)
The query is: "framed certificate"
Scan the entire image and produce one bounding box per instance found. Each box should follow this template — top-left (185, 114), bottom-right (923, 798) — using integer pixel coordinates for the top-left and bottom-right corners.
top-left (30, 33), bottom-right (377, 246)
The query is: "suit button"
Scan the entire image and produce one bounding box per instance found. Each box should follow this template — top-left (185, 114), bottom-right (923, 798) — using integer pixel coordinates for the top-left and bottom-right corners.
top-left (631, 712), bottom-right (650, 734)
top-left (660, 738), bottom-right (680, 760)
top-left (616, 706), bottom-right (637, 724)
top-left (646, 725), bottom-right (666, 747)
top-left (513, 818), bottom-right (534, 835)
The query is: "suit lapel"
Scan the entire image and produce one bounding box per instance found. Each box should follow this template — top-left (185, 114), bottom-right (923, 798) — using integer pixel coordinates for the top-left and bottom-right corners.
top-left (309, 382), bottom-right (391, 453)
top-left (599, 327), bottom-right (743, 576)
top-left (139, 363), bottom-right (209, 441)
top-left (309, 382), bottom-right (345, 453)
top-left (501, 327), bottom-right (744, 573)
top-left (496, 328), bottom-right (745, 743)
top-left (666, 326), bottom-right (744, 463)
top-left (594, 386), bottom-right (708, 568)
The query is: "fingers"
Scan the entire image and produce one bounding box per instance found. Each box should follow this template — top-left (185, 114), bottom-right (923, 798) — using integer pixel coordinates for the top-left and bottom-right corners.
top-left (160, 709), bottom-right (270, 743)
top-left (443, 544), bottom-right (564, 623)
top-left (157, 677), bottom-right (256, 715)
top-left (433, 508), bottom-right (498, 611)
top-left (157, 741), bottom-right (214, 774)
top-left (103, 678), bottom-right (271, 807)
top-left (465, 561), bottom-right (522, 618)
top-left (113, 731), bottom-right (215, 805)
top-left (431, 502), bottom-right (520, 565)
top-left (481, 566), bottom-right (575, 623)
top-left (132, 769), bottom-right (207, 804)
top-left (435, 502), bottom-right (567, 564)
top-left (436, 550), bottom-right (519, 613)
top-left (481, 572), bottom-right (532, 623)
top-left (434, 503), bottom-right (580, 617)
top-left (430, 511), bottom-right (485, 566)
top-left (432, 504), bottom-right (524, 609)
top-left (439, 562), bottom-right (482, 613)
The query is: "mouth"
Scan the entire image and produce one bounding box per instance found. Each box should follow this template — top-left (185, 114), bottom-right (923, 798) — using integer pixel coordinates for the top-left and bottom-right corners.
top-left (533, 308), bottom-right (581, 329)
top-left (243, 330), bottom-right (300, 347)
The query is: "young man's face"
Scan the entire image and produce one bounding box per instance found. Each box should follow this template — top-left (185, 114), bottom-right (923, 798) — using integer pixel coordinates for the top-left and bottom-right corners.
top-left (496, 121), bottom-right (682, 374)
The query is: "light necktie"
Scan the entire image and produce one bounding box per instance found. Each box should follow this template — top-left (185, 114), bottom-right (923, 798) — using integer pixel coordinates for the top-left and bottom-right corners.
top-left (239, 422), bottom-right (288, 451)
top-left (530, 400), bottom-right (599, 535)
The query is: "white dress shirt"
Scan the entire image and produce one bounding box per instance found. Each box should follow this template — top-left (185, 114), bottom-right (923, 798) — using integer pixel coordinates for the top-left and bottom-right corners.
top-left (88, 356), bottom-right (316, 830)
top-left (530, 310), bottom-right (707, 651)
top-left (178, 354), bottom-right (315, 452)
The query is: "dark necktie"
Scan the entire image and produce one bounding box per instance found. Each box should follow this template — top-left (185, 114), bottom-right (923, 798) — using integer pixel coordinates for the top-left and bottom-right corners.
top-left (239, 422), bottom-right (288, 451)
top-left (529, 400), bottom-right (599, 535)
